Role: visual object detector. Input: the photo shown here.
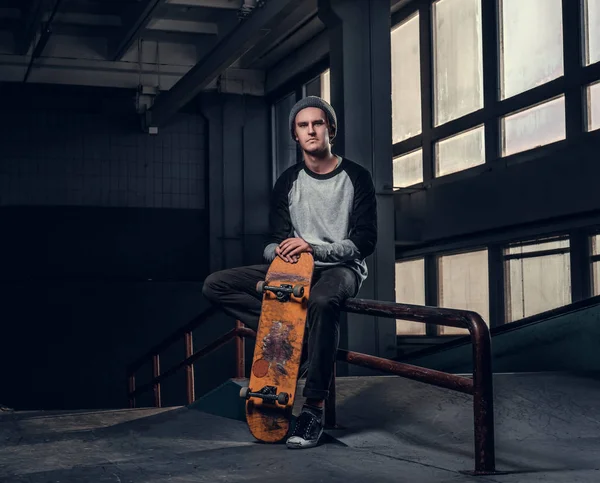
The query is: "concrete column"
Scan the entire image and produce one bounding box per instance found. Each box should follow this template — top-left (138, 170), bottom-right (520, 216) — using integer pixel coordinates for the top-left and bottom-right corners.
top-left (199, 93), bottom-right (226, 273)
top-left (319, 0), bottom-right (396, 367)
top-left (201, 93), bottom-right (271, 272)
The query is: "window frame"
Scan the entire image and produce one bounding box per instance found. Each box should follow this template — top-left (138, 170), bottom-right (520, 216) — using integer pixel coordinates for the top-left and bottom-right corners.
top-left (395, 221), bottom-right (600, 341)
top-left (391, 0), bottom-right (600, 190)
top-left (502, 235), bottom-right (573, 323)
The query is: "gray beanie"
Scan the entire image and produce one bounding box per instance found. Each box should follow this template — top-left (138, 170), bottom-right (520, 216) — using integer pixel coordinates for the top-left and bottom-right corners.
top-left (289, 96), bottom-right (337, 141)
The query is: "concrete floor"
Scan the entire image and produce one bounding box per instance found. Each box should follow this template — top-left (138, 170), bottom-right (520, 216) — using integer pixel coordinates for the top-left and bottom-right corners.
top-left (1, 372), bottom-right (599, 482)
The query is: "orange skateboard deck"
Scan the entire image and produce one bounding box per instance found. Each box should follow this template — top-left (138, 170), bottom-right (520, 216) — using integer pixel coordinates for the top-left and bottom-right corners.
top-left (240, 252), bottom-right (314, 443)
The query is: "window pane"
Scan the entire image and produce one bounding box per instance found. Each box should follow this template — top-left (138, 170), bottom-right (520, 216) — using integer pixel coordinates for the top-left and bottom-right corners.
top-left (592, 234), bottom-right (600, 255)
top-left (392, 13), bottom-right (422, 142)
top-left (435, 125), bottom-right (485, 177)
top-left (438, 250), bottom-right (490, 335)
top-left (395, 259), bottom-right (427, 335)
top-left (585, 0), bottom-right (600, 65)
top-left (500, 0), bottom-right (564, 99)
top-left (592, 234), bottom-right (600, 296)
top-left (393, 149), bottom-right (423, 188)
top-left (321, 69), bottom-right (330, 104)
top-left (593, 261), bottom-right (600, 296)
top-left (506, 237), bottom-right (569, 255)
top-left (501, 96), bottom-right (566, 157)
top-left (505, 253), bottom-right (571, 322)
top-left (433, 0), bottom-right (483, 126)
top-left (587, 81), bottom-right (600, 131)
top-left (273, 93), bottom-right (298, 180)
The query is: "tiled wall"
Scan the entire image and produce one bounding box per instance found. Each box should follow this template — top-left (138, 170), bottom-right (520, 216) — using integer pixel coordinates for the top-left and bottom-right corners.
top-left (0, 86), bottom-right (206, 209)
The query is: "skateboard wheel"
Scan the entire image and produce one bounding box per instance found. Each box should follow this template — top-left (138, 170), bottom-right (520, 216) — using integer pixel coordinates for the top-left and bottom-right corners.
top-left (292, 285), bottom-right (304, 298)
top-left (240, 387), bottom-right (250, 399)
top-left (277, 392), bottom-right (289, 405)
top-left (256, 281), bottom-right (266, 294)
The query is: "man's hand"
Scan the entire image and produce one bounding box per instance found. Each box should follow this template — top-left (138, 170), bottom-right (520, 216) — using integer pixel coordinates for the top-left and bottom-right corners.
top-left (276, 237), bottom-right (313, 263)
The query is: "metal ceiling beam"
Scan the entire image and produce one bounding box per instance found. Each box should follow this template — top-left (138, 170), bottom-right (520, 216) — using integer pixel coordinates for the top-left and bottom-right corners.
top-left (146, 18), bottom-right (218, 34)
top-left (164, 0), bottom-right (241, 9)
top-left (16, 0), bottom-right (46, 55)
top-left (238, 0), bottom-right (317, 68)
top-left (110, 0), bottom-right (162, 61)
top-left (147, 0), bottom-right (297, 128)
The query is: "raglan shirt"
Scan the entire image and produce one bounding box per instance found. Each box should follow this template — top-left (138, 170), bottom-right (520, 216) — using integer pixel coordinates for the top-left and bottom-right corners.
top-left (263, 158), bottom-right (377, 288)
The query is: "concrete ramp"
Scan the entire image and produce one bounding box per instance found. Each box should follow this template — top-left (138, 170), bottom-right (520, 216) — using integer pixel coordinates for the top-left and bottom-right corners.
top-left (328, 372), bottom-right (600, 475)
top-left (2, 372), bottom-right (600, 482)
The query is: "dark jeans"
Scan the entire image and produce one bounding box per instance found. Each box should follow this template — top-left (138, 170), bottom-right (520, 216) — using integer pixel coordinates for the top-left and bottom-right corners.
top-left (202, 263), bottom-right (358, 400)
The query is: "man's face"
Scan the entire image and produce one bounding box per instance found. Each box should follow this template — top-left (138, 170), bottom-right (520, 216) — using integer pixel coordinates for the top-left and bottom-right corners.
top-left (293, 107), bottom-right (332, 155)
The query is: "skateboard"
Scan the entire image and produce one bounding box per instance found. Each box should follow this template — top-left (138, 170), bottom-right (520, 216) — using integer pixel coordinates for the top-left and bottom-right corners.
top-left (239, 252), bottom-right (314, 443)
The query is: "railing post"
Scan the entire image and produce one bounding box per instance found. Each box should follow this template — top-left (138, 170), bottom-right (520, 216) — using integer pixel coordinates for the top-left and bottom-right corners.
top-left (185, 331), bottom-right (195, 404)
top-left (152, 354), bottom-right (161, 408)
top-left (235, 320), bottom-right (245, 378)
top-left (466, 313), bottom-right (496, 475)
top-left (128, 373), bottom-right (136, 408)
top-left (325, 360), bottom-right (337, 428)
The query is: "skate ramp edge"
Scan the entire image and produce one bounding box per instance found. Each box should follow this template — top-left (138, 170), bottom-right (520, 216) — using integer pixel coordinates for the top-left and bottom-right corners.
top-left (327, 373), bottom-right (600, 474)
top-left (188, 378), bottom-right (249, 421)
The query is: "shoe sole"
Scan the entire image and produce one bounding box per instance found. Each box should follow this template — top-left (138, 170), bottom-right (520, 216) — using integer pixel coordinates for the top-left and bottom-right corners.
top-left (286, 439), bottom-right (319, 449)
top-left (285, 429), bottom-right (323, 449)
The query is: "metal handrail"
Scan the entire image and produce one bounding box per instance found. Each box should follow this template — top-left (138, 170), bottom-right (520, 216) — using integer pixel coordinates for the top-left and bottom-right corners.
top-left (340, 298), bottom-right (495, 476)
top-left (128, 307), bottom-right (217, 374)
top-left (125, 297), bottom-right (496, 475)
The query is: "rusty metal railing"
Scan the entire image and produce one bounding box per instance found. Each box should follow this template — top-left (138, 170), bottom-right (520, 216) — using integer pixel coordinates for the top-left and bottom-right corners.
top-left (126, 298), bottom-right (496, 475)
top-left (339, 298), bottom-right (496, 476)
top-left (126, 307), bottom-right (256, 408)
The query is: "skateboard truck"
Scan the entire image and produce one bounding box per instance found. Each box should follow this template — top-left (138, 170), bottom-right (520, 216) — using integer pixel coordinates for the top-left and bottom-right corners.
top-left (256, 281), bottom-right (304, 302)
top-left (240, 385), bottom-right (290, 406)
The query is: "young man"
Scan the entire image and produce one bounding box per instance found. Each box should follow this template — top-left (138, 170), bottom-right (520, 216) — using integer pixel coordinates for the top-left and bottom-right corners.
top-left (202, 96), bottom-right (377, 449)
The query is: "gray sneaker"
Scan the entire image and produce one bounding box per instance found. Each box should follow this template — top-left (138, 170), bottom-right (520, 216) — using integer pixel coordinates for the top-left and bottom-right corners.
top-left (286, 406), bottom-right (324, 449)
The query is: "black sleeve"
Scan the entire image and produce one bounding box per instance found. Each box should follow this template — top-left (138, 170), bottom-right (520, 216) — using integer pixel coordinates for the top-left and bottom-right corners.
top-left (266, 172), bottom-right (293, 247)
top-left (348, 168), bottom-right (377, 258)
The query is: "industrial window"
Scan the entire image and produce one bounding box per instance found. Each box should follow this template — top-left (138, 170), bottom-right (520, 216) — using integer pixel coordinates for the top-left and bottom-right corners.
top-left (499, 0), bottom-right (564, 100)
top-left (395, 258), bottom-right (427, 335)
top-left (391, 12), bottom-right (422, 143)
top-left (504, 237), bottom-right (571, 322)
top-left (393, 148), bottom-right (423, 188)
top-left (586, 81), bottom-right (600, 131)
top-left (390, 0), bottom-right (600, 183)
top-left (432, 0), bottom-right (483, 126)
top-left (272, 92), bottom-right (298, 181)
top-left (585, 0), bottom-right (600, 65)
top-left (438, 249), bottom-right (490, 335)
top-left (501, 96), bottom-right (566, 157)
top-left (591, 234), bottom-right (600, 295)
top-left (435, 125), bottom-right (485, 177)
top-left (320, 69), bottom-right (330, 104)
top-left (304, 69), bottom-right (330, 102)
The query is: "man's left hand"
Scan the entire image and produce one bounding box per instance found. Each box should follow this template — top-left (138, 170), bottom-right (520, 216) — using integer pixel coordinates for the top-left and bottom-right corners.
top-left (278, 238), bottom-right (313, 260)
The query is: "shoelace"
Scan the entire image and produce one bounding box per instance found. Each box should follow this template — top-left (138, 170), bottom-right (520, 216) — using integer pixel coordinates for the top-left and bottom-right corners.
top-left (294, 411), bottom-right (319, 439)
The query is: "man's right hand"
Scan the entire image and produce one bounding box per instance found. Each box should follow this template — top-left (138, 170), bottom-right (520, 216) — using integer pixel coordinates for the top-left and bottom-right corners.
top-left (275, 245), bottom-right (299, 263)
